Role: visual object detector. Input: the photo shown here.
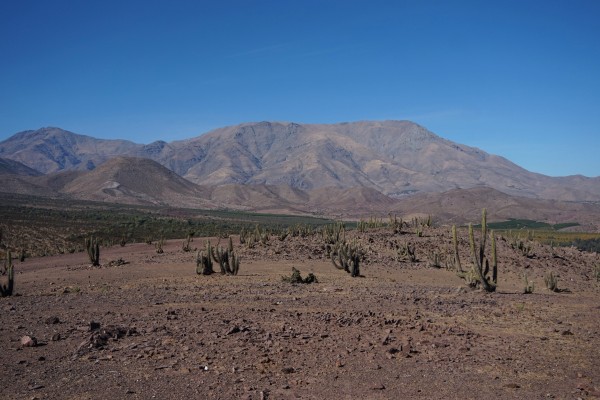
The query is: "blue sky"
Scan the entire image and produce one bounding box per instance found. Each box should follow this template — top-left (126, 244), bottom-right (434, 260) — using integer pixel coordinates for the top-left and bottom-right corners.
top-left (1, 0), bottom-right (599, 177)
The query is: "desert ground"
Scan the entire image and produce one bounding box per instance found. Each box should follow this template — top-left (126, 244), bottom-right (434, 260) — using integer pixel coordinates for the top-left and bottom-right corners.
top-left (1, 225), bottom-right (599, 399)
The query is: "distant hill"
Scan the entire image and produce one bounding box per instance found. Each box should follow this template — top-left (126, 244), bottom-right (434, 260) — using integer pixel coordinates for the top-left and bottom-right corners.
top-left (60, 156), bottom-right (215, 208)
top-left (391, 186), bottom-right (600, 230)
top-left (0, 127), bottom-right (141, 173)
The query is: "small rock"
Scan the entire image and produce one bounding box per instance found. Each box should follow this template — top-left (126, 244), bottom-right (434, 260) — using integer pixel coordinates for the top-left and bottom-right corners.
top-left (21, 336), bottom-right (37, 348)
top-left (89, 321), bottom-right (101, 331)
top-left (51, 333), bottom-right (61, 341)
top-left (45, 316), bottom-right (60, 325)
top-left (371, 383), bottom-right (386, 390)
top-left (226, 326), bottom-right (241, 335)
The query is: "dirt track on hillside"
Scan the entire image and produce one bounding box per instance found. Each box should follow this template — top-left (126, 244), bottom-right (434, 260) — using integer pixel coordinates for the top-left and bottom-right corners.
top-left (1, 229), bottom-right (599, 399)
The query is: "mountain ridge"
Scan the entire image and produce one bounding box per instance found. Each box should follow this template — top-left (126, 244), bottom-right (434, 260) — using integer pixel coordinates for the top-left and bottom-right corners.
top-left (1, 121), bottom-right (598, 203)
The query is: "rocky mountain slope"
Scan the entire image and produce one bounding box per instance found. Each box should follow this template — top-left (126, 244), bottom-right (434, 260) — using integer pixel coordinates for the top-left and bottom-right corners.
top-left (0, 127), bottom-right (141, 173)
top-left (1, 155), bottom-right (598, 229)
top-left (2, 121), bottom-right (599, 202)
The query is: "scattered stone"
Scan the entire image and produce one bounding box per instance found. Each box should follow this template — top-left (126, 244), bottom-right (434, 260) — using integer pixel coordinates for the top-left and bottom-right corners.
top-left (89, 321), bottom-right (101, 331)
top-left (51, 333), bottom-right (61, 341)
top-left (45, 316), bottom-right (60, 325)
top-left (21, 336), bottom-right (37, 348)
top-left (226, 326), bottom-right (241, 335)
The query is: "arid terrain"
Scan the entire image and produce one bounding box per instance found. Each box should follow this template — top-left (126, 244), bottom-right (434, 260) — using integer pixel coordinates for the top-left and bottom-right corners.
top-left (1, 223), bottom-right (599, 399)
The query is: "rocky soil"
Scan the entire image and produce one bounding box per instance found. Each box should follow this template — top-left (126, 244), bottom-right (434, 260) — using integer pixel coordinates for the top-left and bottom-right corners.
top-left (1, 226), bottom-right (599, 399)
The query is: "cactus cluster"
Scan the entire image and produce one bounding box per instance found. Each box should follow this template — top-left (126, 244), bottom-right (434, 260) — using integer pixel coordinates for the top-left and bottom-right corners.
top-left (196, 241), bottom-right (214, 275)
top-left (357, 216), bottom-right (385, 233)
top-left (428, 251), bottom-right (441, 268)
top-left (155, 237), bottom-right (165, 254)
top-left (182, 234), bottom-right (193, 252)
top-left (523, 274), bottom-right (535, 294)
top-left (85, 236), bottom-right (100, 266)
top-left (389, 213), bottom-right (403, 234)
top-left (1, 250), bottom-right (14, 297)
top-left (398, 242), bottom-right (417, 263)
top-left (240, 225), bottom-right (269, 248)
top-left (544, 271), bottom-right (559, 292)
top-left (322, 222), bottom-right (345, 244)
top-left (288, 224), bottom-right (314, 238)
top-left (330, 239), bottom-right (362, 277)
top-left (196, 238), bottom-right (241, 276)
top-left (466, 209), bottom-right (497, 292)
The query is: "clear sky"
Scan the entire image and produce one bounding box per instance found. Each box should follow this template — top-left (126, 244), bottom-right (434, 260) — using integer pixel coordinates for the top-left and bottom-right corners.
top-left (1, 0), bottom-right (599, 177)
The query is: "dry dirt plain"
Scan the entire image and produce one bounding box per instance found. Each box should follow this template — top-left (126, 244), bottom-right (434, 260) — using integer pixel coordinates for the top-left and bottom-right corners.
top-left (1, 228), bottom-right (599, 399)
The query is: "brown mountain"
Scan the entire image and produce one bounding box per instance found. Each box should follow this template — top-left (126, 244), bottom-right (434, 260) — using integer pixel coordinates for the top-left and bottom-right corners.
top-left (61, 156), bottom-right (214, 208)
top-left (2, 121), bottom-right (597, 202)
top-left (128, 121), bottom-right (599, 202)
top-left (0, 127), bottom-right (141, 173)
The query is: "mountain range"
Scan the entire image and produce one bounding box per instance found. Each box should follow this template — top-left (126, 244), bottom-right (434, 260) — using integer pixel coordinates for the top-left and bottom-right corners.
top-left (1, 121), bottom-right (599, 228)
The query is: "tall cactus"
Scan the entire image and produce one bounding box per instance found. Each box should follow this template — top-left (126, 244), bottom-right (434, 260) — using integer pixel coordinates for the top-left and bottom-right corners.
top-left (85, 237), bottom-right (100, 266)
top-left (468, 209), bottom-right (497, 292)
top-left (210, 237), bottom-right (240, 276)
top-left (452, 225), bottom-right (462, 272)
top-left (1, 250), bottom-right (14, 297)
top-left (196, 241), bottom-right (214, 275)
top-left (330, 239), bottom-right (361, 277)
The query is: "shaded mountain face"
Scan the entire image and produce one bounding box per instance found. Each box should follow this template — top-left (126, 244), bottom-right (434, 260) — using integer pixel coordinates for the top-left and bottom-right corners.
top-left (0, 157), bottom-right (42, 176)
top-left (1, 121), bottom-right (599, 202)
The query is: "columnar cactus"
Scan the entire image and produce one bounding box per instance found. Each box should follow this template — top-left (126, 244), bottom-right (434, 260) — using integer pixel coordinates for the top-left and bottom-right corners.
top-left (85, 237), bottom-right (100, 266)
top-left (468, 209), bottom-right (497, 292)
top-left (330, 239), bottom-right (361, 277)
top-left (196, 241), bottom-right (214, 275)
top-left (210, 237), bottom-right (240, 275)
top-left (1, 250), bottom-right (14, 297)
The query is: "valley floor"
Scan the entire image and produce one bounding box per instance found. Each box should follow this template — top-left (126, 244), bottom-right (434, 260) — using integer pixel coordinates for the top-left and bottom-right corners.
top-left (1, 233), bottom-right (599, 399)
